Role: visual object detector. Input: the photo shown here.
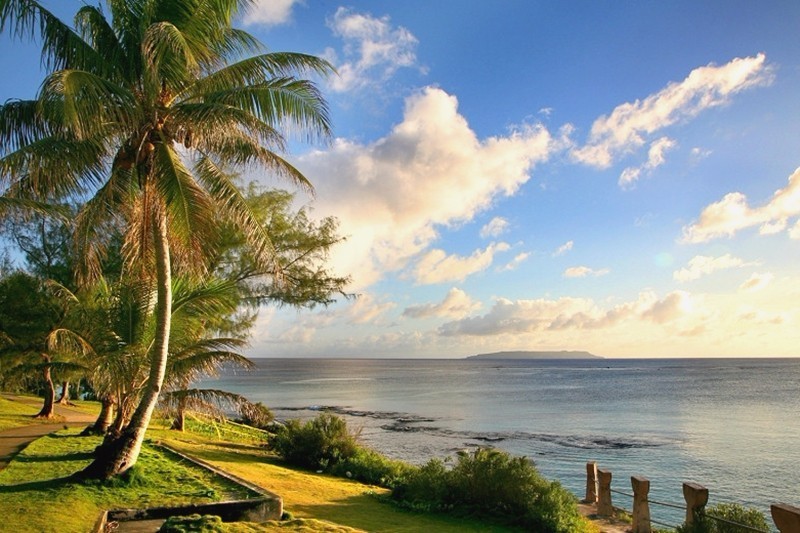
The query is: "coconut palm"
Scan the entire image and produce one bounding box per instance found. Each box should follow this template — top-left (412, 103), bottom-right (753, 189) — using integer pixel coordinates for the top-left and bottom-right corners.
top-left (0, 0), bottom-right (332, 478)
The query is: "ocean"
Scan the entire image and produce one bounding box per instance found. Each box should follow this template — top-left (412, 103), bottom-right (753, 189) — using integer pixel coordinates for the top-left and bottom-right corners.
top-left (202, 357), bottom-right (800, 527)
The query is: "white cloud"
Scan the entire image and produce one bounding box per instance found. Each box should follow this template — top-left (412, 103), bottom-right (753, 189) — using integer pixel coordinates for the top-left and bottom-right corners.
top-left (413, 242), bottom-right (510, 285)
top-left (572, 54), bottom-right (772, 168)
top-left (242, 0), bottom-right (299, 26)
top-left (345, 293), bottom-right (396, 325)
top-left (681, 167), bottom-right (800, 243)
top-left (297, 87), bottom-right (555, 289)
top-left (438, 291), bottom-right (693, 336)
top-left (403, 288), bottom-right (481, 319)
top-left (325, 8), bottom-right (419, 92)
top-left (480, 216), bottom-right (509, 238)
top-left (618, 136), bottom-right (677, 188)
top-left (673, 254), bottom-right (757, 282)
top-left (739, 272), bottom-right (774, 292)
top-left (563, 266), bottom-right (610, 278)
top-left (553, 240), bottom-right (574, 256)
top-left (499, 252), bottom-right (530, 272)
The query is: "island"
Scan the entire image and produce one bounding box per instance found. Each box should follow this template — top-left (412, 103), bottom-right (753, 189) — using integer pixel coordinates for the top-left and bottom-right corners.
top-left (467, 350), bottom-right (602, 360)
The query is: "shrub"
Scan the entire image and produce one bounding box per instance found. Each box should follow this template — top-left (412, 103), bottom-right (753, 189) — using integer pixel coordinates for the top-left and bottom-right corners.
top-left (158, 514), bottom-right (224, 532)
top-left (392, 448), bottom-right (588, 533)
top-left (269, 413), bottom-right (359, 470)
top-left (331, 446), bottom-right (414, 488)
top-left (678, 503), bottom-right (769, 533)
top-left (237, 401), bottom-right (274, 429)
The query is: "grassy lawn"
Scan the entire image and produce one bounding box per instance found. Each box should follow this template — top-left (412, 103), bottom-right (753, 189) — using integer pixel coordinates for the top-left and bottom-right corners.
top-left (1, 396), bottom-right (598, 532)
top-left (0, 394), bottom-right (101, 431)
top-left (0, 397), bottom-right (521, 532)
top-left (0, 428), bottom-right (250, 532)
top-left (158, 432), bottom-right (520, 533)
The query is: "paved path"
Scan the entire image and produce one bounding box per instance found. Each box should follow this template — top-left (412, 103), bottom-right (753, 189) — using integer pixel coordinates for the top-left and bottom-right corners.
top-left (0, 394), bottom-right (96, 470)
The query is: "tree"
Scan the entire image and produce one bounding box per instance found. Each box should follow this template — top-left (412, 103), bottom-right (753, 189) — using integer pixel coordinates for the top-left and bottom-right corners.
top-left (0, 0), bottom-right (333, 479)
top-left (0, 271), bottom-right (85, 417)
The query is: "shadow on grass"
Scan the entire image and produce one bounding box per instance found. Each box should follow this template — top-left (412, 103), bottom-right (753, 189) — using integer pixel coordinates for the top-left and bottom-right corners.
top-left (14, 451), bottom-right (94, 463)
top-left (0, 475), bottom-right (76, 493)
top-left (290, 492), bottom-right (521, 533)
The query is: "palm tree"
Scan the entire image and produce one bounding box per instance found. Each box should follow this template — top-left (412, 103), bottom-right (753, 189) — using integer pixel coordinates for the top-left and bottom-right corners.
top-left (0, 0), bottom-right (332, 479)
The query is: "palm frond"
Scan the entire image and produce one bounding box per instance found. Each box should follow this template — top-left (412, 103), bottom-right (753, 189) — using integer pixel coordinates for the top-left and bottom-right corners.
top-left (151, 143), bottom-right (215, 270)
top-left (0, 0), bottom-right (106, 74)
top-left (39, 69), bottom-right (136, 139)
top-left (205, 78), bottom-right (331, 142)
top-left (161, 387), bottom-right (252, 413)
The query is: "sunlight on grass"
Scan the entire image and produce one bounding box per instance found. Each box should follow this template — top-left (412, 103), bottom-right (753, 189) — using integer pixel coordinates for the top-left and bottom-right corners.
top-left (0, 429), bottom-right (247, 532)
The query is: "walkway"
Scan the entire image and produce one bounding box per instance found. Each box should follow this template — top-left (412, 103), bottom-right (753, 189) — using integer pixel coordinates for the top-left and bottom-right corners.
top-left (578, 502), bottom-right (631, 533)
top-left (0, 394), bottom-right (96, 470)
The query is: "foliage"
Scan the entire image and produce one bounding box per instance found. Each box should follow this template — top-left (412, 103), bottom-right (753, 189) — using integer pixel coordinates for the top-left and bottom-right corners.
top-left (677, 503), bottom-right (769, 533)
top-left (269, 413), bottom-right (359, 470)
top-left (0, 0), bottom-right (335, 478)
top-left (330, 445), bottom-right (414, 489)
top-left (393, 448), bottom-right (588, 533)
top-left (237, 401), bottom-right (275, 429)
top-left (0, 429), bottom-right (243, 532)
top-left (160, 514), bottom-right (225, 533)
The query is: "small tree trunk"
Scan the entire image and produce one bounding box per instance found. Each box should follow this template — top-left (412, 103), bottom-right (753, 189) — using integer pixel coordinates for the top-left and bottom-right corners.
top-left (171, 409), bottom-right (185, 431)
top-left (36, 357), bottom-right (56, 418)
top-left (84, 396), bottom-right (116, 435)
top-left (58, 381), bottom-right (70, 404)
top-left (77, 209), bottom-right (172, 480)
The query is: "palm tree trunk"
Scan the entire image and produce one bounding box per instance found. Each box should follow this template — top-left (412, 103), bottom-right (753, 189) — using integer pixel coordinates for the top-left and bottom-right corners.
top-left (36, 356), bottom-right (55, 418)
top-left (58, 381), bottom-right (70, 404)
top-left (84, 396), bottom-right (116, 435)
top-left (77, 211), bottom-right (172, 479)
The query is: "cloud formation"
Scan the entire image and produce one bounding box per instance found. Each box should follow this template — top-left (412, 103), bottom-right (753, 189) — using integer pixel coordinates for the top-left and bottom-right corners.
top-left (564, 266), bottom-right (610, 278)
top-left (325, 8), bottom-right (419, 92)
top-left (619, 136), bottom-right (677, 188)
top-left (573, 54), bottom-right (772, 169)
top-left (403, 288), bottom-right (482, 319)
top-left (682, 167), bottom-right (800, 243)
top-left (413, 242), bottom-right (511, 285)
top-left (673, 254), bottom-right (757, 282)
top-left (480, 216), bottom-right (509, 238)
top-left (553, 240), bottom-right (574, 256)
top-left (297, 87), bottom-right (555, 289)
top-left (499, 252), bottom-right (530, 272)
top-left (439, 291), bottom-right (693, 336)
top-left (739, 272), bottom-right (774, 293)
top-left (242, 0), bottom-right (298, 26)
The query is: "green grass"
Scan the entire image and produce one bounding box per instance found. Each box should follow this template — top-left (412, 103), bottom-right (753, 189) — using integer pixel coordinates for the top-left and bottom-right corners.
top-left (0, 429), bottom-right (251, 533)
top-left (0, 395), bottom-right (41, 431)
top-left (0, 397), bottom-right (595, 532)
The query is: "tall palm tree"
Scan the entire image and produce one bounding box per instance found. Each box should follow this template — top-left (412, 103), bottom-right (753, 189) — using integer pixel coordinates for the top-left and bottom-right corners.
top-left (0, 0), bottom-right (332, 479)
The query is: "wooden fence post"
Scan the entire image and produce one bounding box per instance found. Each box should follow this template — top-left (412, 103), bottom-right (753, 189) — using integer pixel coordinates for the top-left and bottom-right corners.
top-left (682, 482), bottom-right (708, 525)
top-left (584, 462), bottom-right (598, 503)
top-left (772, 504), bottom-right (800, 533)
top-left (597, 468), bottom-right (613, 517)
top-left (631, 476), bottom-right (651, 533)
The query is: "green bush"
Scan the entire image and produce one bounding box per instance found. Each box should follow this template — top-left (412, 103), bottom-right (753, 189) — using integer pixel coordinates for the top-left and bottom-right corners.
top-left (330, 446), bottom-right (414, 488)
top-left (392, 448), bottom-right (588, 533)
top-left (237, 401), bottom-right (274, 429)
top-left (678, 502), bottom-right (769, 533)
top-left (269, 413), bottom-right (359, 470)
top-left (158, 514), bottom-right (224, 532)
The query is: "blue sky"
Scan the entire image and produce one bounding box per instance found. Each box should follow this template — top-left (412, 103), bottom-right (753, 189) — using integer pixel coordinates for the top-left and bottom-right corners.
top-left (2, 1), bottom-right (800, 358)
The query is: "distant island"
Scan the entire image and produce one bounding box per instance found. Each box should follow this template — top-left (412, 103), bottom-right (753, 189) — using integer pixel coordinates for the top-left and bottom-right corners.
top-left (467, 350), bottom-right (602, 360)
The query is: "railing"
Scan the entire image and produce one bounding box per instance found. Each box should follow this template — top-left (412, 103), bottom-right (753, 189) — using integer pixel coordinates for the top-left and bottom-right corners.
top-left (583, 461), bottom-right (800, 532)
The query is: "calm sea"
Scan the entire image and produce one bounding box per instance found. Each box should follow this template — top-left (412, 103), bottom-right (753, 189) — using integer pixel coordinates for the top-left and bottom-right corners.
top-left (202, 357), bottom-right (800, 526)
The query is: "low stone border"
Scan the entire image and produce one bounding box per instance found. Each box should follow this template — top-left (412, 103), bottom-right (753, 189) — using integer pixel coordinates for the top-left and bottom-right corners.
top-left (93, 443), bottom-right (283, 532)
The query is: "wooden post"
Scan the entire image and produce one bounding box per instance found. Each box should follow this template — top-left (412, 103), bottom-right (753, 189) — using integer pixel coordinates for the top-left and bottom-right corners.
top-left (631, 476), bottom-right (651, 533)
top-left (597, 468), bottom-right (613, 517)
top-left (584, 462), bottom-right (598, 503)
top-left (772, 504), bottom-right (800, 533)
top-left (682, 482), bottom-right (708, 525)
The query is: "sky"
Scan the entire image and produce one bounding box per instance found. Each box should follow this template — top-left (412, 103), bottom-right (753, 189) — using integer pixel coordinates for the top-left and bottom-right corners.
top-left (2, 1), bottom-right (800, 358)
